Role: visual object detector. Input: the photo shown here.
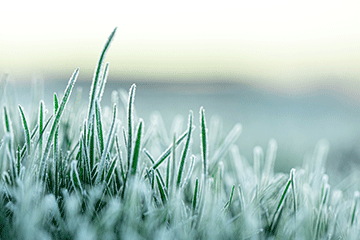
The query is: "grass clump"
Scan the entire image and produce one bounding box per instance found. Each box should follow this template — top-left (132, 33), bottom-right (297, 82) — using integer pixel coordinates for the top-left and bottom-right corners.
top-left (1, 28), bottom-right (360, 239)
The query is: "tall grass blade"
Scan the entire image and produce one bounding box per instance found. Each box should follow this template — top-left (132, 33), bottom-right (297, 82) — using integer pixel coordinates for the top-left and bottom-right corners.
top-left (18, 105), bottom-right (31, 157)
top-left (40, 68), bottom-right (79, 181)
top-left (176, 111), bottom-right (193, 188)
top-left (269, 169), bottom-right (293, 234)
top-left (127, 84), bottom-right (136, 171)
top-left (87, 28), bottom-right (117, 122)
top-left (200, 107), bottom-right (208, 179)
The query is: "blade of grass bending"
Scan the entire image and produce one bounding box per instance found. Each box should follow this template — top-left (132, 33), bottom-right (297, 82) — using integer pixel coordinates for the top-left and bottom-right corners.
top-left (18, 105), bottom-right (31, 157)
top-left (144, 149), bottom-right (166, 191)
top-left (96, 62), bottom-right (110, 103)
top-left (40, 68), bottom-right (79, 181)
top-left (176, 111), bottom-right (193, 188)
top-left (127, 84), bottom-right (136, 172)
top-left (129, 119), bottom-right (143, 177)
top-left (87, 28), bottom-right (117, 122)
top-left (269, 169), bottom-right (294, 233)
top-left (95, 104), bottom-right (117, 185)
top-left (151, 129), bottom-right (189, 170)
top-left (200, 107), bottom-right (208, 180)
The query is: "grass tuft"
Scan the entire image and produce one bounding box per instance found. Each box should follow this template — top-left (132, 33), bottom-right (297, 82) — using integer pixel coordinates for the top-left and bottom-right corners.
top-left (1, 28), bottom-right (360, 240)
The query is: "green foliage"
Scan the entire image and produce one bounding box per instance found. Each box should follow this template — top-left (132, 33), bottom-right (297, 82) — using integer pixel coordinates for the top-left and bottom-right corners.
top-left (1, 28), bottom-right (360, 240)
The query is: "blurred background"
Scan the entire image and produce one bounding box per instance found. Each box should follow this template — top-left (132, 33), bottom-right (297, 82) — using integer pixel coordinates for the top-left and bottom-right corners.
top-left (2, 0), bottom-right (360, 181)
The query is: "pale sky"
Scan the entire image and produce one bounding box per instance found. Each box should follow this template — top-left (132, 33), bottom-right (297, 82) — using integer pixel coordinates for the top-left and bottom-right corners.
top-left (1, 0), bottom-right (360, 88)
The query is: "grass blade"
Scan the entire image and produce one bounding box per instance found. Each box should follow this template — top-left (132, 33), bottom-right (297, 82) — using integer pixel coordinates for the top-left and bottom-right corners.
top-left (127, 84), bottom-right (136, 171)
top-left (176, 111), bottom-right (193, 189)
top-left (40, 68), bottom-right (79, 181)
top-left (95, 100), bottom-right (104, 155)
top-left (269, 169), bottom-right (294, 234)
top-left (200, 107), bottom-right (208, 179)
top-left (129, 119), bottom-right (143, 177)
top-left (156, 174), bottom-right (168, 205)
top-left (18, 105), bottom-right (31, 157)
top-left (151, 129), bottom-right (189, 170)
top-left (97, 62), bottom-right (110, 103)
top-left (3, 107), bottom-right (11, 133)
top-left (95, 104), bottom-right (117, 185)
top-left (38, 101), bottom-right (44, 159)
top-left (87, 28), bottom-right (117, 122)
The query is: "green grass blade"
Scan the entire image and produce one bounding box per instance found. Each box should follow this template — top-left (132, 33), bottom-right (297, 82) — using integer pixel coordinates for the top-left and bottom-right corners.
top-left (223, 185), bottom-right (235, 211)
top-left (151, 129), bottom-right (189, 170)
top-left (350, 191), bottom-right (360, 226)
top-left (18, 105), bottom-right (31, 157)
top-left (269, 169), bottom-right (293, 233)
top-left (156, 174), bottom-right (168, 205)
top-left (38, 101), bottom-right (44, 159)
top-left (95, 104), bottom-right (117, 185)
top-left (200, 107), bottom-right (208, 179)
top-left (176, 111), bottom-right (193, 189)
top-left (95, 100), bottom-right (104, 154)
top-left (87, 28), bottom-right (117, 122)
top-left (192, 178), bottom-right (199, 214)
top-left (129, 119), bottom-right (143, 177)
top-left (40, 68), bottom-right (79, 181)
top-left (3, 107), bottom-right (11, 133)
top-left (127, 84), bottom-right (136, 171)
